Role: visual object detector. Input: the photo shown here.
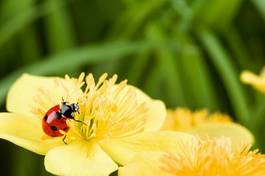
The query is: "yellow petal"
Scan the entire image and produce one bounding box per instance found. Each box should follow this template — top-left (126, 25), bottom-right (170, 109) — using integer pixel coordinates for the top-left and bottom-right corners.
top-left (189, 122), bottom-right (254, 150)
top-left (119, 152), bottom-right (171, 176)
top-left (0, 113), bottom-right (63, 155)
top-left (240, 71), bottom-right (265, 93)
top-left (144, 100), bottom-right (166, 131)
top-left (99, 131), bottom-right (196, 165)
top-left (45, 140), bottom-right (118, 176)
top-left (132, 86), bottom-right (166, 131)
top-left (121, 138), bottom-right (265, 176)
top-left (7, 74), bottom-right (82, 117)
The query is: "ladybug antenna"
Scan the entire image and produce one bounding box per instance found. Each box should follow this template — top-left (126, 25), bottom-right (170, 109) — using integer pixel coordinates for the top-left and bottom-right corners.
top-left (61, 97), bottom-right (69, 104)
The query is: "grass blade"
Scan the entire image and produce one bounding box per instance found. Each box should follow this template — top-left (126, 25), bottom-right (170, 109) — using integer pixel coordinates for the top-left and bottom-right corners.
top-left (198, 28), bottom-right (250, 124)
top-left (44, 0), bottom-right (75, 52)
top-left (0, 0), bottom-right (66, 48)
top-left (253, 0), bottom-right (265, 21)
top-left (178, 39), bottom-right (219, 110)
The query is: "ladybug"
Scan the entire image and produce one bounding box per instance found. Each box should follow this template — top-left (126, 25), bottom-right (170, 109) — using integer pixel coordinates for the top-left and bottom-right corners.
top-left (42, 100), bottom-right (80, 139)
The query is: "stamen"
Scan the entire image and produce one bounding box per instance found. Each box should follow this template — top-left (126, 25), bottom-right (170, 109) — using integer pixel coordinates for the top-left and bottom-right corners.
top-left (70, 73), bottom-right (148, 141)
top-left (160, 138), bottom-right (265, 176)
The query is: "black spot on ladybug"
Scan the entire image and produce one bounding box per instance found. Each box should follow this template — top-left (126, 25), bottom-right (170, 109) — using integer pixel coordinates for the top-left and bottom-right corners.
top-left (50, 126), bottom-right (57, 131)
top-left (44, 115), bottom-right (48, 121)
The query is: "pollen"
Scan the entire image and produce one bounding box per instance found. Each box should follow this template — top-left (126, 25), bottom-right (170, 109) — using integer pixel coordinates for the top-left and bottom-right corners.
top-left (160, 138), bottom-right (265, 176)
top-left (67, 73), bottom-right (148, 141)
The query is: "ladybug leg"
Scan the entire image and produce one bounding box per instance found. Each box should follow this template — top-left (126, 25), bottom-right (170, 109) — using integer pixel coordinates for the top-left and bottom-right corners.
top-left (62, 135), bottom-right (68, 145)
top-left (59, 130), bottom-right (68, 144)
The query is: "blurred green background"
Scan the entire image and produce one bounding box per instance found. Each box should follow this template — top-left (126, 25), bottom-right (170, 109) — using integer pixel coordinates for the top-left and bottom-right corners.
top-left (0, 0), bottom-right (265, 175)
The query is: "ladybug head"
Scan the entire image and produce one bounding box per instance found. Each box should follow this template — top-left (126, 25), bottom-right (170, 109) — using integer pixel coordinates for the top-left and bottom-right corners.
top-left (60, 101), bottom-right (79, 118)
top-left (70, 103), bottom-right (79, 113)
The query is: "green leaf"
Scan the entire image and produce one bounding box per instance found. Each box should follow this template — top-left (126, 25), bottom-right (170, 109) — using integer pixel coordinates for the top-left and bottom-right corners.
top-left (109, 0), bottom-right (166, 38)
top-left (44, 0), bottom-right (75, 53)
top-left (222, 26), bottom-right (252, 70)
top-left (253, 0), bottom-right (265, 21)
top-left (197, 0), bottom-right (242, 28)
top-left (0, 0), bottom-right (66, 48)
top-left (127, 52), bottom-right (150, 85)
top-left (178, 38), bottom-right (219, 110)
top-left (146, 23), bottom-right (186, 106)
top-left (197, 28), bottom-right (250, 124)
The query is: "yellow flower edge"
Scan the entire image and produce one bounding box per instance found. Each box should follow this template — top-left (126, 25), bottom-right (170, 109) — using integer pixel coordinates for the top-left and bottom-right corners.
top-left (0, 73), bottom-right (197, 176)
top-left (240, 69), bottom-right (265, 93)
top-left (0, 113), bottom-right (63, 154)
top-left (119, 137), bottom-right (265, 176)
top-left (189, 122), bottom-right (254, 151)
top-left (99, 131), bottom-right (197, 165)
top-left (44, 140), bottom-right (118, 176)
top-left (162, 108), bottom-right (254, 147)
top-left (6, 74), bottom-right (83, 117)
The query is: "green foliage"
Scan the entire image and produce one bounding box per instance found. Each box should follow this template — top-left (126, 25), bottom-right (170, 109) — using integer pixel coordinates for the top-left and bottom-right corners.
top-left (0, 0), bottom-right (265, 175)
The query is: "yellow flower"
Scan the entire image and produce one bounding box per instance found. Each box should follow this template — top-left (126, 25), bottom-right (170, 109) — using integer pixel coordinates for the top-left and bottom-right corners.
top-left (240, 67), bottom-right (265, 93)
top-left (162, 108), bottom-right (231, 131)
top-left (119, 137), bottom-right (265, 176)
top-left (0, 73), bottom-right (196, 176)
top-left (162, 108), bottom-right (254, 149)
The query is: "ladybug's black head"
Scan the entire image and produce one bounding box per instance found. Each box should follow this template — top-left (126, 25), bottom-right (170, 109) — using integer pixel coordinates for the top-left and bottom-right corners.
top-left (70, 103), bottom-right (79, 113)
top-left (60, 101), bottom-right (79, 119)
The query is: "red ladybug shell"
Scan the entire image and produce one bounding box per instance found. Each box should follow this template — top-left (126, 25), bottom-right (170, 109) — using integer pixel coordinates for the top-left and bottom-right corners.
top-left (42, 105), bottom-right (69, 137)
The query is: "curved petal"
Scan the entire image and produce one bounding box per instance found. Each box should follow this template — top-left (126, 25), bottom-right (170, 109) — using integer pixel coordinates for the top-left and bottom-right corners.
top-left (189, 122), bottom-right (254, 150)
top-left (99, 131), bottom-right (196, 165)
top-left (44, 141), bottom-right (118, 176)
top-left (0, 113), bottom-right (63, 155)
top-left (119, 152), bottom-right (172, 176)
top-left (7, 74), bottom-right (82, 117)
top-left (132, 86), bottom-right (166, 131)
top-left (144, 100), bottom-right (166, 131)
top-left (240, 71), bottom-right (265, 93)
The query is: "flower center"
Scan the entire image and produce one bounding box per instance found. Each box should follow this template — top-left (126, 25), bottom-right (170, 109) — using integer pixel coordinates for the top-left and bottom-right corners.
top-left (160, 138), bottom-right (265, 176)
top-left (67, 73), bottom-right (148, 142)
